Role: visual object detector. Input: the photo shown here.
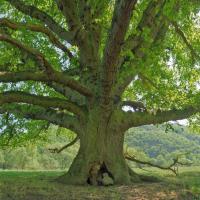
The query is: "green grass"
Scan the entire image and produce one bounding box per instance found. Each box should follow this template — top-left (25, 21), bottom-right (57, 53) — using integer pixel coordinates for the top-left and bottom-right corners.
top-left (134, 166), bottom-right (200, 195)
top-left (0, 170), bottom-right (63, 180)
top-left (0, 167), bottom-right (200, 200)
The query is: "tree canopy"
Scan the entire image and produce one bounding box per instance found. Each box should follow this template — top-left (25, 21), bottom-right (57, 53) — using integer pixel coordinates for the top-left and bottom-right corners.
top-left (0, 0), bottom-right (199, 142)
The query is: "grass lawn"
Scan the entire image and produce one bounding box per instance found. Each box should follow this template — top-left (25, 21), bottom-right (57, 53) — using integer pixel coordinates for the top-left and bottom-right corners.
top-left (0, 167), bottom-right (200, 200)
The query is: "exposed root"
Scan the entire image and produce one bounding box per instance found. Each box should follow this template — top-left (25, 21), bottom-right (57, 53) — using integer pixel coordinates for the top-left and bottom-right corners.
top-left (128, 167), bottom-right (141, 183)
top-left (56, 172), bottom-right (89, 185)
top-left (138, 174), bottom-right (160, 183)
top-left (128, 167), bottom-right (159, 183)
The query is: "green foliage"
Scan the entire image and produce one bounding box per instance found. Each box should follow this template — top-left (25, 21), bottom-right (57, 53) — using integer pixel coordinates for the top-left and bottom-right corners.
top-left (123, 1), bottom-right (200, 112)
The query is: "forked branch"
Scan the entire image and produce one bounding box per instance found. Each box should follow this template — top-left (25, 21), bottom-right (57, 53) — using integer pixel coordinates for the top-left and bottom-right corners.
top-left (55, 0), bottom-right (81, 39)
top-left (6, 0), bottom-right (73, 44)
top-left (0, 18), bottom-right (73, 59)
top-left (113, 0), bottom-right (167, 97)
top-left (0, 33), bottom-right (93, 97)
top-left (0, 33), bottom-right (54, 73)
top-left (0, 105), bottom-right (80, 134)
top-left (101, 0), bottom-right (137, 105)
top-left (0, 91), bottom-right (84, 116)
top-left (0, 71), bottom-right (93, 97)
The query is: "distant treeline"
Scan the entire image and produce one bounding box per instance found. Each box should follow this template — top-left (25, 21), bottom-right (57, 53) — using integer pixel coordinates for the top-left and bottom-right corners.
top-left (0, 124), bottom-right (200, 170)
top-left (126, 124), bottom-right (200, 166)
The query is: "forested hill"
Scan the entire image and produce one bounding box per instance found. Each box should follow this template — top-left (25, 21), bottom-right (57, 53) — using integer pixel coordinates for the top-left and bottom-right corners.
top-left (0, 124), bottom-right (200, 170)
top-left (125, 124), bottom-right (200, 165)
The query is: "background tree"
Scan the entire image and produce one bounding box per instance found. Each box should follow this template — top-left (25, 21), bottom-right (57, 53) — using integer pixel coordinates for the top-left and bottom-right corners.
top-left (0, 0), bottom-right (199, 185)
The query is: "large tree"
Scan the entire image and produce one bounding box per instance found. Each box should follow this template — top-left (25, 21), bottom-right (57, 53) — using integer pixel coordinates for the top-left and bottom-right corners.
top-left (0, 0), bottom-right (199, 185)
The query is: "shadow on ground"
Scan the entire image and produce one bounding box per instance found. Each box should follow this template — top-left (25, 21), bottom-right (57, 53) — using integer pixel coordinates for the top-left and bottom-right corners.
top-left (0, 170), bottom-right (198, 200)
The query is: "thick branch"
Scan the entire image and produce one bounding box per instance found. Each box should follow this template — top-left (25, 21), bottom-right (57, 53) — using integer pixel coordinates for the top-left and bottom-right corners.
top-left (0, 71), bottom-right (49, 82)
top-left (0, 33), bottom-right (92, 97)
top-left (121, 106), bottom-right (200, 131)
top-left (101, 0), bottom-right (137, 105)
top-left (0, 33), bottom-right (54, 73)
top-left (6, 0), bottom-right (73, 44)
top-left (46, 82), bottom-right (86, 106)
top-left (0, 18), bottom-right (73, 59)
top-left (123, 0), bottom-right (167, 54)
top-left (114, 0), bottom-right (168, 97)
top-left (0, 105), bottom-right (80, 134)
top-left (56, 1), bottom-right (101, 75)
top-left (49, 136), bottom-right (79, 153)
top-left (45, 71), bottom-right (93, 97)
top-left (55, 0), bottom-right (82, 42)
top-left (0, 71), bottom-right (93, 97)
top-left (0, 91), bottom-right (84, 116)
top-left (46, 82), bottom-right (72, 97)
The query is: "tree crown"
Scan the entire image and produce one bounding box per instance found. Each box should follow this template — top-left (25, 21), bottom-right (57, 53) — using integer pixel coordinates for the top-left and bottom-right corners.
top-left (0, 0), bottom-right (200, 145)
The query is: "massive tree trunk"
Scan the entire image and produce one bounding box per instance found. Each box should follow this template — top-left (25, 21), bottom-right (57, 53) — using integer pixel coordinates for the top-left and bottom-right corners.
top-left (58, 108), bottom-right (137, 185)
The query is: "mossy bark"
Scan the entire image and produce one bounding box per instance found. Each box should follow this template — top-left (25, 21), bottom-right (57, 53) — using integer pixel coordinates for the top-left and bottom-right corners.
top-left (58, 108), bottom-right (139, 185)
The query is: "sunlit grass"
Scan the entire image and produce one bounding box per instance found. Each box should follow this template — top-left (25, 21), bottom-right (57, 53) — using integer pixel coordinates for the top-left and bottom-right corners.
top-left (0, 167), bottom-right (200, 199)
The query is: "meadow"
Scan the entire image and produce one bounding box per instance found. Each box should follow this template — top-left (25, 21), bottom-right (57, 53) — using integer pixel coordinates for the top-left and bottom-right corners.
top-left (0, 167), bottom-right (200, 200)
